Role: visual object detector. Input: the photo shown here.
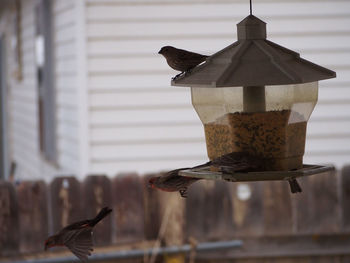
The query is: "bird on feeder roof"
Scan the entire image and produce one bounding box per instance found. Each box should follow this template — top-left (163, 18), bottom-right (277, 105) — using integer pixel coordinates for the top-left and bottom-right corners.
top-left (158, 46), bottom-right (209, 80)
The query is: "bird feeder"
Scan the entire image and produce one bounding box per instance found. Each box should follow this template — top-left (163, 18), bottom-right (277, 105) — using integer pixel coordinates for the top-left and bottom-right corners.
top-left (172, 15), bottom-right (336, 180)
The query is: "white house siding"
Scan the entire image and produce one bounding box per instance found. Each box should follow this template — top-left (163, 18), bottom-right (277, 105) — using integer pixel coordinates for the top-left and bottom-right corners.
top-left (85, 0), bottom-right (350, 175)
top-left (53, 0), bottom-right (83, 176)
top-left (0, 0), bottom-right (83, 180)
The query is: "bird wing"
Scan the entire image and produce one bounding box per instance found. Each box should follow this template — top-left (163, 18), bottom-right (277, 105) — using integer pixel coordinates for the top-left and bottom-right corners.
top-left (212, 152), bottom-right (256, 173)
top-left (62, 220), bottom-right (91, 231)
top-left (63, 227), bottom-right (94, 262)
top-left (175, 50), bottom-right (208, 69)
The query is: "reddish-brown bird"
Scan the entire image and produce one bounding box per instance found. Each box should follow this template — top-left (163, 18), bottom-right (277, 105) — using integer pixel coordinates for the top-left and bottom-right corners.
top-left (149, 168), bottom-right (202, 198)
top-left (44, 207), bottom-right (112, 262)
top-left (149, 152), bottom-right (302, 196)
top-left (158, 46), bottom-right (208, 79)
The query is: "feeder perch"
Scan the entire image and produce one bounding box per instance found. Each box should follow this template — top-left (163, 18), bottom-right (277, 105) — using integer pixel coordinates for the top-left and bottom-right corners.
top-left (172, 15), bottom-right (336, 181)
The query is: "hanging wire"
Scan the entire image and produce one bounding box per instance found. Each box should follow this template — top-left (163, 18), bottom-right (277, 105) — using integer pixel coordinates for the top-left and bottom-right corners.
top-left (250, 0), bottom-right (252, 15)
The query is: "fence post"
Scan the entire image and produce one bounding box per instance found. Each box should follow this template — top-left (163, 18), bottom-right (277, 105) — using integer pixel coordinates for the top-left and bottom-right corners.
top-left (186, 180), bottom-right (233, 241)
top-left (0, 181), bottom-right (19, 256)
top-left (16, 181), bottom-right (48, 253)
top-left (83, 175), bottom-right (112, 246)
top-left (113, 173), bottom-right (145, 244)
top-left (262, 181), bottom-right (293, 235)
top-left (230, 181), bottom-right (263, 236)
top-left (309, 170), bottom-right (340, 233)
top-left (50, 176), bottom-right (82, 234)
top-left (341, 166), bottom-right (350, 230)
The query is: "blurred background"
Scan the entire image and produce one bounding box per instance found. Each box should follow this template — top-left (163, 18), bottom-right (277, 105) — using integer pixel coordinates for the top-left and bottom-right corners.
top-left (0, 0), bottom-right (350, 262)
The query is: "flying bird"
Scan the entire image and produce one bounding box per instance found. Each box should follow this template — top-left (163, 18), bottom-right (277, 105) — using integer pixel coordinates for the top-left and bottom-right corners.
top-left (44, 207), bottom-right (112, 262)
top-left (149, 151), bottom-right (302, 196)
top-left (158, 46), bottom-right (208, 80)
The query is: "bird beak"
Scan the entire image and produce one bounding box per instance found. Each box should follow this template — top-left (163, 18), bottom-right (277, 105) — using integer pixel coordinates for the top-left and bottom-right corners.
top-left (158, 50), bottom-right (162, 54)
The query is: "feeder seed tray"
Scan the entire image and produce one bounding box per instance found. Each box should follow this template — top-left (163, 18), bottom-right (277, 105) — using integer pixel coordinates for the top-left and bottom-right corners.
top-left (179, 164), bottom-right (335, 182)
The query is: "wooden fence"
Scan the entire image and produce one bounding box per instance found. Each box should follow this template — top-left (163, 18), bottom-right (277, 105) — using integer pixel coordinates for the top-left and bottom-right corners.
top-left (1, 166), bottom-right (350, 262)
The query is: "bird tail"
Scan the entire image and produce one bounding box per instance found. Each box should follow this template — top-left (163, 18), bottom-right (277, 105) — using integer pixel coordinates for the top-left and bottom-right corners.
top-left (89, 207), bottom-right (112, 227)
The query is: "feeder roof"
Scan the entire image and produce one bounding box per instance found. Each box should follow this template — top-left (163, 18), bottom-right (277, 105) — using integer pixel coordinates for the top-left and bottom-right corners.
top-left (172, 15), bottom-right (336, 88)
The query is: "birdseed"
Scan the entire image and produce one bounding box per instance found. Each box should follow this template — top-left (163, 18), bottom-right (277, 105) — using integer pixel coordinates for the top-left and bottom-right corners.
top-left (204, 110), bottom-right (307, 171)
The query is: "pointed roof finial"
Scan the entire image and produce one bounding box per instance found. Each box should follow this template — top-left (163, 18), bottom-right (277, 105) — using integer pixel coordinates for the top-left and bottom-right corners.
top-left (250, 0), bottom-right (252, 15)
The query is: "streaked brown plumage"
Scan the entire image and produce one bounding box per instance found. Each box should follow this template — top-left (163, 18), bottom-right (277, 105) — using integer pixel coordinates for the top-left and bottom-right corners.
top-left (149, 151), bottom-right (302, 196)
top-left (44, 207), bottom-right (112, 262)
top-left (149, 168), bottom-right (202, 198)
top-left (158, 46), bottom-right (208, 79)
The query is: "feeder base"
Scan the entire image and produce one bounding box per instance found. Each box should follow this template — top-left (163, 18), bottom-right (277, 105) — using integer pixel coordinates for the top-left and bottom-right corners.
top-left (178, 164), bottom-right (334, 182)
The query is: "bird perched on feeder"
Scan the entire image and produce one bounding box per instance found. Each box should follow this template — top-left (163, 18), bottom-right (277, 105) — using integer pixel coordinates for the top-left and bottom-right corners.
top-left (149, 152), bottom-right (302, 197)
top-left (149, 168), bottom-right (202, 198)
top-left (158, 46), bottom-right (208, 80)
top-left (44, 207), bottom-right (112, 262)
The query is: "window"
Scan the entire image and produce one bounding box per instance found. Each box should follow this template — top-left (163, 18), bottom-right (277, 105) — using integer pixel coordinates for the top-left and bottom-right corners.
top-left (35, 0), bottom-right (57, 163)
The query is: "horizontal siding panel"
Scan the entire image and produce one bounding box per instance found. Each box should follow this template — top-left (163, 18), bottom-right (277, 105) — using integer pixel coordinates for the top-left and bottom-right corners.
top-left (21, 23), bottom-right (35, 41)
top-left (87, 55), bottom-right (348, 74)
top-left (89, 157), bottom-right (208, 175)
top-left (90, 158), bottom-right (209, 175)
top-left (57, 90), bottom-right (78, 107)
top-left (58, 154), bottom-right (80, 172)
top-left (55, 24), bottom-right (76, 43)
top-left (88, 74), bottom-right (172, 89)
top-left (91, 141), bottom-right (206, 159)
top-left (54, 7), bottom-right (76, 29)
top-left (86, 2), bottom-right (350, 20)
top-left (87, 18), bottom-right (350, 39)
top-left (12, 121), bottom-right (38, 142)
top-left (53, 0), bottom-right (75, 14)
top-left (90, 108), bottom-right (199, 125)
top-left (55, 58), bottom-right (77, 74)
top-left (87, 35), bottom-right (350, 56)
top-left (57, 122), bottom-right (79, 138)
top-left (22, 38), bottom-right (35, 53)
top-left (90, 90), bottom-right (190, 108)
top-left (307, 120), bottom-right (350, 136)
top-left (12, 87), bottom-right (37, 101)
top-left (57, 138), bottom-right (80, 156)
top-left (301, 52), bottom-right (350, 68)
top-left (57, 107), bottom-right (79, 123)
top-left (12, 132), bottom-right (39, 153)
top-left (14, 78), bottom-right (36, 88)
top-left (55, 43), bottom-right (77, 58)
top-left (90, 124), bottom-right (204, 143)
top-left (88, 57), bottom-right (166, 72)
top-left (56, 75), bottom-right (77, 87)
top-left (12, 153), bottom-right (40, 179)
top-left (312, 104), bottom-right (350, 119)
top-left (12, 100), bottom-right (37, 117)
top-left (306, 137), bottom-right (350, 152)
top-left (304, 154), bottom-right (350, 169)
top-left (22, 52), bottom-right (35, 65)
top-left (11, 109), bottom-right (38, 128)
top-left (318, 86), bottom-right (350, 101)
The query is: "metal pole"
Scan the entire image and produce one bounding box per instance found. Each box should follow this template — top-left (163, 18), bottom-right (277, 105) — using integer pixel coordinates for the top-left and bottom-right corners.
top-left (243, 86), bottom-right (266, 112)
top-left (3, 240), bottom-right (243, 263)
